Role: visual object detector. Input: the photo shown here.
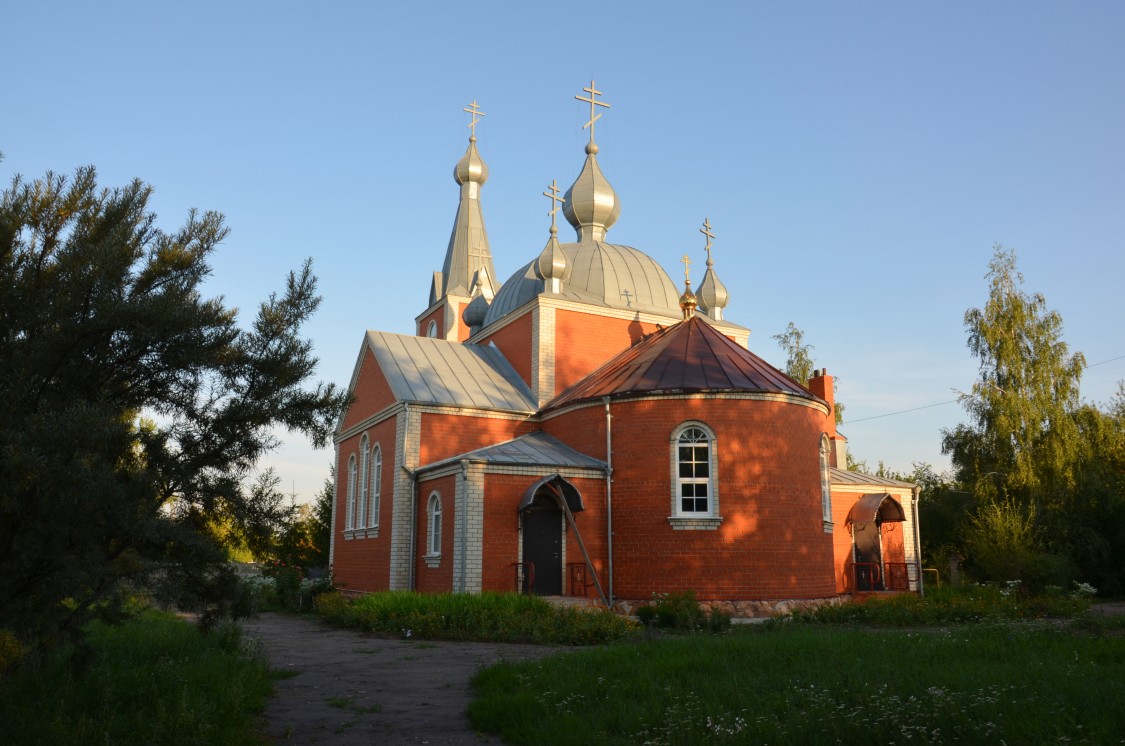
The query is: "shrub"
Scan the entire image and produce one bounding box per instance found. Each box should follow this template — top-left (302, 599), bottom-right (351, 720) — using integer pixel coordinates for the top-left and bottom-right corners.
top-left (637, 591), bottom-right (730, 633)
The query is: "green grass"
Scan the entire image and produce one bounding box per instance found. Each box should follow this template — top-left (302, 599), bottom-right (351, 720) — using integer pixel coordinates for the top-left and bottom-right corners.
top-left (0, 611), bottom-right (273, 745)
top-left (470, 620), bottom-right (1125, 744)
top-left (315, 590), bottom-right (636, 645)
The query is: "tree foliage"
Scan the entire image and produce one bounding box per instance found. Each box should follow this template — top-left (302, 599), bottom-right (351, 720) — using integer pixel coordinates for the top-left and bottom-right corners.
top-left (773, 321), bottom-right (845, 426)
top-left (0, 167), bottom-right (348, 651)
top-left (942, 246), bottom-right (1124, 592)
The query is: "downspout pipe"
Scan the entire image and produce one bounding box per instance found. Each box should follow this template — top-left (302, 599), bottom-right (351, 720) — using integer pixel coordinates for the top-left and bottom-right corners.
top-left (404, 403), bottom-right (417, 591)
top-left (603, 396), bottom-right (615, 607)
top-left (911, 485), bottom-right (923, 597)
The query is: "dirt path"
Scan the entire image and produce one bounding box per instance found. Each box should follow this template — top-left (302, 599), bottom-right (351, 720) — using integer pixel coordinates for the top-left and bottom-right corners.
top-left (242, 613), bottom-right (565, 744)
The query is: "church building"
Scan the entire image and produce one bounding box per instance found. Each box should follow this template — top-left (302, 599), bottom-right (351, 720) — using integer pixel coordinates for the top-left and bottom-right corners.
top-left (330, 85), bottom-right (921, 615)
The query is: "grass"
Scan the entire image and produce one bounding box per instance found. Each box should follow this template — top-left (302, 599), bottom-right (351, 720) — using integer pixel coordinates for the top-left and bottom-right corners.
top-left (469, 618), bottom-right (1125, 744)
top-left (0, 610), bottom-right (273, 746)
top-left (315, 589), bottom-right (636, 645)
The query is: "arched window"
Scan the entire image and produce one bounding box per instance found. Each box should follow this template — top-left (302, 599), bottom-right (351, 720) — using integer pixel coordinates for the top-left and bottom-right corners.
top-left (426, 320), bottom-right (438, 338)
top-left (345, 455), bottom-right (357, 531)
top-left (673, 423), bottom-right (716, 516)
top-left (368, 444), bottom-right (382, 529)
top-left (820, 434), bottom-right (833, 531)
top-left (427, 492), bottom-right (442, 556)
top-left (357, 435), bottom-right (369, 531)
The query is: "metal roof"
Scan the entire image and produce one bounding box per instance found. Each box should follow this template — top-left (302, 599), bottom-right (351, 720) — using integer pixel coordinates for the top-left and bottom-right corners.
top-left (366, 331), bottom-right (536, 412)
top-left (846, 493), bottom-right (907, 524)
top-left (829, 467), bottom-right (916, 489)
top-left (418, 432), bottom-right (606, 472)
top-left (543, 316), bottom-right (823, 411)
top-left (483, 241), bottom-right (685, 326)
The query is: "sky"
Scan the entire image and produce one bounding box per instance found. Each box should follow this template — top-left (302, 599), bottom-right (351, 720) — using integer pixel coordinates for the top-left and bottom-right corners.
top-left (4, 1), bottom-right (1123, 502)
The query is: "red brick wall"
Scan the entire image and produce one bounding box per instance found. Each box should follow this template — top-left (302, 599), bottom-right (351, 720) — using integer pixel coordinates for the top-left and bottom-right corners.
top-left (333, 416), bottom-right (397, 593)
top-left (340, 347), bottom-right (396, 432)
top-left (550, 396), bottom-right (837, 600)
top-left (415, 475), bottom-right (456, 592)
top-left (478, 311), bottom-right (534, 388)
top-left (553, 309), bottom-right (666, 397)
top-left (478, 473), bottom-right (608, 595)
top-left (417, 306), bottom-right (444, 339)
top-left (418, 412), bottom-right (535, 466)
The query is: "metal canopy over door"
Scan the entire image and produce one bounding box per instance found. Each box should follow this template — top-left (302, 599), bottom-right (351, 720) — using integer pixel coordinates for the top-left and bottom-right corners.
top-left (522, 495), bottom-right (563, 596)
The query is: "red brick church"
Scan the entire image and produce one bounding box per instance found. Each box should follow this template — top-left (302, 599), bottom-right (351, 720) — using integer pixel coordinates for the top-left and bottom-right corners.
top-left (330, 86), bottom-right (921, 615)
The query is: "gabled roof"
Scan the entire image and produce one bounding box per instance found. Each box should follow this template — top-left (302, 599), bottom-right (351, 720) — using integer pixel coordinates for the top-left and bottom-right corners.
top-left (543, 315), bottom-right (823, 412)
top-left (830, 467), bottom-right (916, 489)
top-left (417, 432), bottom-right (606, 474)
top-left (366, 331), bottom-right (536, 412)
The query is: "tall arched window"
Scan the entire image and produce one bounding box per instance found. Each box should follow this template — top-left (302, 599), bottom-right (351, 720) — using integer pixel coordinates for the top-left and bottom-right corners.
top-left (368, 444), bottom-right (382, 529)
top-left (357, 435), bottom-right (369, 532)
top-left (426, 320), bottom-right (438, 338)
top-left (820, 434), bottom-right (833, 530)
top-left (345, 454), bottom-right (357, 531)
top-left (427, 492), bottom-right (443, 556)
top-left (673, 423), bottom-right (716, 516)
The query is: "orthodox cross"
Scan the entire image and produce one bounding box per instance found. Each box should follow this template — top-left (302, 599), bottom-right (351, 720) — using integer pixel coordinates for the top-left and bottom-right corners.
top-left (700, 217), bottom-right (716, 266)
top-left (463, 100), bottom-right (485, 138)
top-left (543, 180), bottom-right (565, 233)
top-left (576, 81), bottom-right (610, 145)
top-left (621, 289), bottom-right (633, 307)
top-left (681, 254), bottom-right (693, 285)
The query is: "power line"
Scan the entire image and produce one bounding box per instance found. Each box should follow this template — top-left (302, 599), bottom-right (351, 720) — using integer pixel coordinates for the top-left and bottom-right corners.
top-left (845, 353), bottom-right (1124, 425)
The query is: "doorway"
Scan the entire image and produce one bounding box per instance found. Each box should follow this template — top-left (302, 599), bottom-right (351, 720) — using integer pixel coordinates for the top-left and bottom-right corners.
top-left (522, 495), bottom-right (563, 596)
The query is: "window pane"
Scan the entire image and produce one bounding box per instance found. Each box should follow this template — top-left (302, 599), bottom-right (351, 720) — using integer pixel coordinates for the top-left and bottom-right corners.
top-left (695, 462), bottom-right (709, 478)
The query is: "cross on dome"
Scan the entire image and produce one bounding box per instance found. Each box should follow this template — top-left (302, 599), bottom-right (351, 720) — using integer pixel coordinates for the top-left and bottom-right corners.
top-left (576, 81), bottom-right (610, 147)
top-left (681, 254), bottom-right (693, 285)
top-left (700, 218), bottom-right (716, 266)
top-left (463, 100), bottom-right (485, 139)
top-left (543, 179), bottom-right (565, 234)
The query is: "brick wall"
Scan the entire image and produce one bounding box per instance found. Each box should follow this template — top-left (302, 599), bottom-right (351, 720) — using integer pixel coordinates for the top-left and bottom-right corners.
top-left (333, 415), bottom-right (398, 593)
top-left (340, 346), bottom-right (396, 432)
top-left (552, 309), bottom-right (665, 397)
top-left (415, 474), bottom-right (457, 592)
top-left (417, 411), bottom-right (535, 466)
top-left (478, 310), bottom-right (534, 388)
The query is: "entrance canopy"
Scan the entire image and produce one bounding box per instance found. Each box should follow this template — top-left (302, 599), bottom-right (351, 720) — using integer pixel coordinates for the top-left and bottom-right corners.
top-left (518, 474), bottom-right (585, 513)
top-left (846, 493), bottom-right (906, 526)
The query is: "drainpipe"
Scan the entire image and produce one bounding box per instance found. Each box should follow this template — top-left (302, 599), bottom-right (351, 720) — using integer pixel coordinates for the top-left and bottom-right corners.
top-left (329, 443), bottom-right (340, 573)
top-left (603, 397), bottom-right (615, 606)
top-left (911, 485), bottom-right (923, 597)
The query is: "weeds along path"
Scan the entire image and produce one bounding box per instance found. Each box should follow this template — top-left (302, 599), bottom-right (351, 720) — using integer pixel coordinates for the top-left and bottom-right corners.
top-left (243, 612), bottom-right (564, 744)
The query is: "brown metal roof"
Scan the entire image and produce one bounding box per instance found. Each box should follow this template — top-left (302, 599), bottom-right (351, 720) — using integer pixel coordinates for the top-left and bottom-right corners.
top-left (543, 316), bottom-right (823, 412)
top-left (846, 493), bottom-right (907, 525)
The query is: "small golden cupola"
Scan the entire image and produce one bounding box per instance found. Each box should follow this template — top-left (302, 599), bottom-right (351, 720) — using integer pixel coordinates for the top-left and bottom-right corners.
top-left (678, 254), bottom-right (698, 320)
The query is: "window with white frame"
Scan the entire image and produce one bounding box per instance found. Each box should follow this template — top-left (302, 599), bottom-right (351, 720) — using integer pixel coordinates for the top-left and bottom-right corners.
top-left (674, 424), bottom-right (715, 516)
top-left (357, 434), bottom-right (369, 531)
top-left (345, 454), bottom-right (357, 531)
top-left (820, 434), bottom-right (833, 530)
top-left (426, 492), bottom-right (442, 556)
top-left (426, 320), bottom-right (437, 338)
top-left (368, 443), bottom-right (382, 529)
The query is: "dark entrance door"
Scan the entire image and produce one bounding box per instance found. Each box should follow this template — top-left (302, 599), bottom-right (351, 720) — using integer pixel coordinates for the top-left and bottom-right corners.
top-left (522, 496), bottom-right (562, 596)
top-left (853, 520), bottom-right (884, 591)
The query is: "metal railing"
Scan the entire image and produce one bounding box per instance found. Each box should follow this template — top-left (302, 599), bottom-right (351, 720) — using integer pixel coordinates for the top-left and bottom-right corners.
top-left (850, 562), bottom-right (921, 592)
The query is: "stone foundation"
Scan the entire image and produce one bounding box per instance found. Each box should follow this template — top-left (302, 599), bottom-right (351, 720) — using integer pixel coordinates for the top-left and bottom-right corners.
top-left (613, 595), bottom-right (846, 618)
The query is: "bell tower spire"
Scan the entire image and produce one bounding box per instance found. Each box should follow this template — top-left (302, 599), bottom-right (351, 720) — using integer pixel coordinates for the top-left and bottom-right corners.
top-left (421, 101), bottom-right (501, 340)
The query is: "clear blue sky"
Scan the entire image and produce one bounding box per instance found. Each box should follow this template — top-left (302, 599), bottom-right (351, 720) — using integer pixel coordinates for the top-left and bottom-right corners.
top-left (5, 1), bottom-right (1123, 502)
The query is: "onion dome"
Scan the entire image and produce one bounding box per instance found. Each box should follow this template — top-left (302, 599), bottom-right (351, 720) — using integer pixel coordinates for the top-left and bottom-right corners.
top-left (534, 180), bottom-right (571, 293)
top-left (679, 280), bottom-right (698, 320)
top-left (454, 135), bottom-right (489, 191)
top-left (462, 273), bottom-right (490, 332)
top-left (563, 142), bottom-right (621, 243)
top-left (696, 219), bottom-right (729, 321)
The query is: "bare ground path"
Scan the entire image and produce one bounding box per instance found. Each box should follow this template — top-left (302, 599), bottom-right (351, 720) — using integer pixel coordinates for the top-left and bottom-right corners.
top-left (242, 612), bottom-right (565, 745)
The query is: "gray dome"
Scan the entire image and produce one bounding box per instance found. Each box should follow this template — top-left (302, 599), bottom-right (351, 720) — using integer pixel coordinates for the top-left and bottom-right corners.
top-left (482, 241), bottom-right (682, 327)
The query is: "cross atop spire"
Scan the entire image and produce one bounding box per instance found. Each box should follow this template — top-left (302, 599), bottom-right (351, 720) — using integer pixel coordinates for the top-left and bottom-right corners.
top-left (543, 179), bottom-right (565, 234)
top-left (463, 100), bottom-right (485, 139)
top-left (700, 217), bottom-right (716, 266)
top-left (681, 254), bottom-right (693, 285)
top-left (576, 81), bottom-right (610, 146)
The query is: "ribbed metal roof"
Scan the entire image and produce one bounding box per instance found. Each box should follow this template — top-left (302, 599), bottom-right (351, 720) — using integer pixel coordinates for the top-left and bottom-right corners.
top-left (418, 432), bottom-right (606, 473)
top-left (483, 241), bottom-right (684, 326)
top-left (543, 316), bottom-right (822, 411)
top-left (366, 331), bottom-right (536, 412)
top-left (829, 467), bottom-right (916, 489)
